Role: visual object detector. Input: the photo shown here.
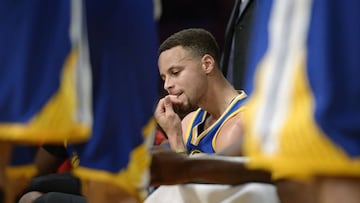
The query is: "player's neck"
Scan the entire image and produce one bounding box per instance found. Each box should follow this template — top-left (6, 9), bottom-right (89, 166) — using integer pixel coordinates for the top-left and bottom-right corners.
top-left (202, 83), bottom-right (239, 119)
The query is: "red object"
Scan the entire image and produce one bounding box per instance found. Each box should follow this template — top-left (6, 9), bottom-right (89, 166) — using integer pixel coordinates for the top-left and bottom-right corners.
top-left (56, 159), bottom-right (72, 173)
top-left (155, 129), bottom-right (167, 145)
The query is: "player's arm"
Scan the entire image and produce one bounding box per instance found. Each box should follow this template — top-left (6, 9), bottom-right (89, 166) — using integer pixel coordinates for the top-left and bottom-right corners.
top-left (215, 112), bottom-right (244, 154)
top-left (35, 145), bottom-right (69, 176)
top-left (150, 146), bottom-right (272, 186)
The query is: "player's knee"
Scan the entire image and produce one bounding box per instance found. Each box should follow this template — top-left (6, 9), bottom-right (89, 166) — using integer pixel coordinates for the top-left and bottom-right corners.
top-left (34, 192), bottom-right (86, 203)
top-left (18, 191), bottom-right (43, 203)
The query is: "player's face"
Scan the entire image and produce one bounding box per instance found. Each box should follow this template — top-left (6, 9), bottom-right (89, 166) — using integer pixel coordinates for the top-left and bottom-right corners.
top-left (158, 46), bottom-right (208, 112)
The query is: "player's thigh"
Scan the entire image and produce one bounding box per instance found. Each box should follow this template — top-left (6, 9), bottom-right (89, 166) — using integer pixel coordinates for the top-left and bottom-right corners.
top-left (316, 176), bottom-right (360, 203)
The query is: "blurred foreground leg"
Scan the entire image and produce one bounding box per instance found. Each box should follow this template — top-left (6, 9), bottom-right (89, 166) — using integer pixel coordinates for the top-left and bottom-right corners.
top-left (82, 180), bottom-right (138, 203)
top-left (0, 142), bottom-right (11, 203)
top-left (317, 176), bottom-right (360, 203)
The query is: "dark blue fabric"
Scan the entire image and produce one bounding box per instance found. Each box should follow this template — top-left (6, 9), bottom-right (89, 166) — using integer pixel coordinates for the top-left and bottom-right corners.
top-left (307, 0), bottom-right (360, 156)
top-left (0, 0), bottom-right (70, 122)
top-left (73, 0), bottom-right (159, 172)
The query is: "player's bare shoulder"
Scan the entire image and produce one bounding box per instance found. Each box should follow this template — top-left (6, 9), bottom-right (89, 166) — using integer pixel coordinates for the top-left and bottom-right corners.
top-left (215, 112), bottom-right (244, 151)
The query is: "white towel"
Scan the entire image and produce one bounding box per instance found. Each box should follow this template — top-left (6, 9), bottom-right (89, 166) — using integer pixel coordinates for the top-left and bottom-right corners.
top-left (145, 183), bottom-right (280, 203)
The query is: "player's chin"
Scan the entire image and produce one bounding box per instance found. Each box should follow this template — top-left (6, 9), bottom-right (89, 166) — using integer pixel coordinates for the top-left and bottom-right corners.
top-left (174, 103), bottom-right (194, 117)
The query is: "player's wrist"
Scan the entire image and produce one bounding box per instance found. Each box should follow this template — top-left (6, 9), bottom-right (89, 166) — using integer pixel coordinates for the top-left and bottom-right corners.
top-left (175, 148), bottom-right (187, 155)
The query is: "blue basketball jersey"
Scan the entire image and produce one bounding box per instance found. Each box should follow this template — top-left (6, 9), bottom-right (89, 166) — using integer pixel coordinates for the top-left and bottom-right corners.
top-left (185, 92), bottom-right (246, 155)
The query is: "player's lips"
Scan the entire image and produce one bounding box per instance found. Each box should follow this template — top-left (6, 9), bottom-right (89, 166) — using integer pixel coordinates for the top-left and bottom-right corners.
top-left (168, 93), bottom-right (183, 106)
top-left (169, 92), bottom-right (182, 98)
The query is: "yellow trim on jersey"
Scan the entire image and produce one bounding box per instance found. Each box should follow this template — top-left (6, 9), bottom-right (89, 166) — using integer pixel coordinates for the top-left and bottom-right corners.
top-left (183, 109), bottom-right (205, 144)
top-left (274, 55), bottom-right (360, 180)
top-left (191, 92), bottom-right (247, 146)
top-left (245, 55), bottom-right (360, 181)
top-left (142, 118), bottom-right (157, 139)
top-left (6, 164), bottom-right (37, 181)
top-left (0, 49), bottom-right (91, 144)
top-left (73, 144), bottom-right (150, 201)
top-left (73, 118), bottom-right (156, 201)
top-left (190, 110), bottom-right (208, 145)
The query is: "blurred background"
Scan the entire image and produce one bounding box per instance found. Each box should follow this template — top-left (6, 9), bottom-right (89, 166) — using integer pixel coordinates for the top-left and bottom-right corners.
top-left (157, 0), bottom-right (235, 54)
top-left (155, 0), bottom-right (236, 98)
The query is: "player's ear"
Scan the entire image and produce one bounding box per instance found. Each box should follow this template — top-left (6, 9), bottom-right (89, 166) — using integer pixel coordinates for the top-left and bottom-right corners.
top-left (201, 54), bottom-right (215, 74)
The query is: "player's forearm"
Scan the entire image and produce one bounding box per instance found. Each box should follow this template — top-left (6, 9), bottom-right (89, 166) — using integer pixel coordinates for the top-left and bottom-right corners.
top-left (185, 156), bottom-right (273, 185)
top-left (166, 131), bottom-right (186, 150)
